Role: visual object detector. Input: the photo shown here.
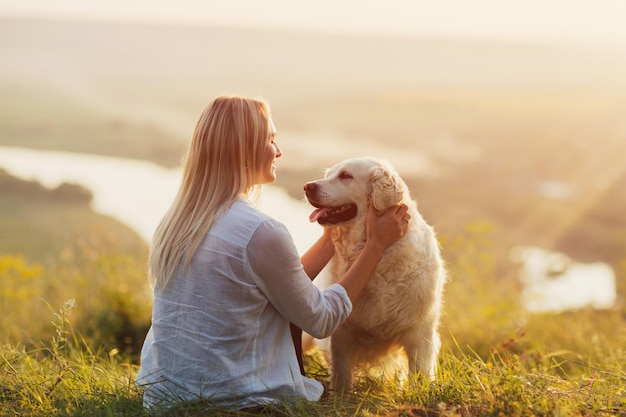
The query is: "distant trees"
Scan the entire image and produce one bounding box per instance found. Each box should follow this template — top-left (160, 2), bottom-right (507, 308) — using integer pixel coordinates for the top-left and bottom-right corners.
top-left (0, 169), bottom-right (93, 204)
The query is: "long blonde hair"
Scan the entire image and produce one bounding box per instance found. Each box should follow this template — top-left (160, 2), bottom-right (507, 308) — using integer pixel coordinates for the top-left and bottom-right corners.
top-left (149, 96), bottom-right (271, 289)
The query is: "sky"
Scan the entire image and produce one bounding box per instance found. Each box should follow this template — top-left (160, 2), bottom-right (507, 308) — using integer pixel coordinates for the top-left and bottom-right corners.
top-left (2, 0), bottom-right (626, 49)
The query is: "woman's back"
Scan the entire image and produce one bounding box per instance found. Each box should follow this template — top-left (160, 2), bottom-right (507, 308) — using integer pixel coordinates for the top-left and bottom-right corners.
top-left (137, 199), bottom-right (325, 409)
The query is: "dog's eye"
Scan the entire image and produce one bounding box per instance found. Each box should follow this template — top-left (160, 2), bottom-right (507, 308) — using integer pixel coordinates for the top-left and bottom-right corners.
top-left (339, 171), bottom-right (353, 180)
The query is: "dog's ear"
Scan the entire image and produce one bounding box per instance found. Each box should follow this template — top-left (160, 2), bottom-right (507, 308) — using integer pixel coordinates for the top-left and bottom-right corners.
top-left (369, 164), bottom-right (404, 210)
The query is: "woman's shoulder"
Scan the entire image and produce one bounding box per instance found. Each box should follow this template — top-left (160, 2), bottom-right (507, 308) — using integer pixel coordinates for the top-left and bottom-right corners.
top-left (230, 199), bottom-right (274, 223)
top-left (213, 199), bottom-right (284, 238)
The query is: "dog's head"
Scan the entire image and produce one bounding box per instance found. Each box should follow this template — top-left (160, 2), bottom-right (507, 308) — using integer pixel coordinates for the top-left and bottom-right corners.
top-left (304, 157), bottom-right (405, 226)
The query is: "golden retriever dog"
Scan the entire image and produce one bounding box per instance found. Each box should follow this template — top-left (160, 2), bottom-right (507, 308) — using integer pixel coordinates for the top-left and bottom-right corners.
top-left (303, 157), bottom-right (446, 391)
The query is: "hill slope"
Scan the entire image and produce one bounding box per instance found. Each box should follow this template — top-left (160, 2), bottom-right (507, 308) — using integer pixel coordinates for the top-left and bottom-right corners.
top-left (0, 169), bottom-right (147, 262)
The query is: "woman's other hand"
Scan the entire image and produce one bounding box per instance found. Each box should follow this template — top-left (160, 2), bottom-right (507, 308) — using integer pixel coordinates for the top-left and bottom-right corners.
top-left (365, 201), bottom-right (410, 253)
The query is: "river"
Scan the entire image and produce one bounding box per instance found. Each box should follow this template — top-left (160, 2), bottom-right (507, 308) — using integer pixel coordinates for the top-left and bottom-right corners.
top-left (0, 145), bottom-right (617, 313)
top-left (0, 145), bottom-right (321, 253)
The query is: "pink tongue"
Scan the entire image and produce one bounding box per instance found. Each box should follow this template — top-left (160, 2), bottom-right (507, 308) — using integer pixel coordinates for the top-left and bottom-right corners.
top-left (309, 207), bottom-right (330, 223)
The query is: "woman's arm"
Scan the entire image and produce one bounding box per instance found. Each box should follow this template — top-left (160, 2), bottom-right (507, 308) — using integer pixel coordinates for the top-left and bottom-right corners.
top-left (247, 202), bottom-right (408, 337)
top-left (300, 227), bottom-right (335, 280)
top-left (247, 222), bottom-right (352, 338)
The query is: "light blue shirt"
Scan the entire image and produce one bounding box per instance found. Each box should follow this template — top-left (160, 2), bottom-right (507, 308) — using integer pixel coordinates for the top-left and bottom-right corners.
top-left (137, 199), bottom-right (352, 409)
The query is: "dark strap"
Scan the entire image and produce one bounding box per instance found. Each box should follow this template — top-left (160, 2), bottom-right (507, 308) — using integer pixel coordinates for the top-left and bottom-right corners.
top-left (289, 323), bottom-right (305, 376)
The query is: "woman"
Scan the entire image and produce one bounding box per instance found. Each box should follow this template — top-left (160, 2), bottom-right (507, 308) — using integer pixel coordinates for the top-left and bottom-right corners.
top-left (136, 95), bottom-right (409, 410)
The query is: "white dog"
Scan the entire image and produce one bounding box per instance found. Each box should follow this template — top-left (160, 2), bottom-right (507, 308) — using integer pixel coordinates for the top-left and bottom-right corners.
top-left (304, 157), bottom-right (446, 391)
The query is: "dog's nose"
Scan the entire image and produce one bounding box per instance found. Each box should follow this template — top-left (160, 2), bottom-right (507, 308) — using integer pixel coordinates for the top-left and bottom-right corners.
top-left (304, 182), bottom-right (317, 193)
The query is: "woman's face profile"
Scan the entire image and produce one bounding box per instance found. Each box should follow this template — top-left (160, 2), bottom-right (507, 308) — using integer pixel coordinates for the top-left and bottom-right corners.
top-left (257, 117), bottom-right (282, 185)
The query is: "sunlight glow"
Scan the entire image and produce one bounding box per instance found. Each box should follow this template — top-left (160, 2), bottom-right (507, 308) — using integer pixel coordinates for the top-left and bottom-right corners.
top-left (1, 0), bottom-right (626, 48)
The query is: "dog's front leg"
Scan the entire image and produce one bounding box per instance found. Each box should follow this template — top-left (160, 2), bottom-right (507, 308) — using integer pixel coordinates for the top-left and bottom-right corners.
top-left (330, 326), bottom-right (354, 393)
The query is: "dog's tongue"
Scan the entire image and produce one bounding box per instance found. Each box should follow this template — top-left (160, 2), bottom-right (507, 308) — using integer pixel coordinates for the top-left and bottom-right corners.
top-left (309, 207), bottom-right (330, 223)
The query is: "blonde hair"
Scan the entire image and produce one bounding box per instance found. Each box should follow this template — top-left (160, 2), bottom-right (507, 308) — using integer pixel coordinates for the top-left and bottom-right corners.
top-left (149, 96), bottom-right (271, 289)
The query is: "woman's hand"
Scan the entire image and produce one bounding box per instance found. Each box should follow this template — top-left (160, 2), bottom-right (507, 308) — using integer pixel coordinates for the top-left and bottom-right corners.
top-left (338, 201), bottom-right (410, 303)
top-left (365, 201), bottom-right (410, 253)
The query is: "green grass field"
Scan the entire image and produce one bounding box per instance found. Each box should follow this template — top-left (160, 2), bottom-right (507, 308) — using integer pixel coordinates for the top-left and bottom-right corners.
top-left (2, 329), bottom-right (624, 417)
top-left (0, 172), bottom-right (150, 354)
top-left (1, 243), bottom-right (624, 416)
top-left (0, 193), bottom-right (623, 415)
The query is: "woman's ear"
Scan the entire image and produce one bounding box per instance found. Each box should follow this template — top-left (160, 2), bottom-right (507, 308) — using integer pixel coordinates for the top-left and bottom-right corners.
top-left (369, 164), bottom-right (404, 210)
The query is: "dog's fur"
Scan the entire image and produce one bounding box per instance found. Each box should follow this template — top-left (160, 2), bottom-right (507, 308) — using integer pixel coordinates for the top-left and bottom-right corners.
top-left (304, 157), bottom-right (446, 391)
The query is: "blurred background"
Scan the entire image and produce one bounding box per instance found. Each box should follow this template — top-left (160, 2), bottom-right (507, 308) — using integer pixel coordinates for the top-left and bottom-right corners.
top-left (1, 0), bottom-right (625, 357)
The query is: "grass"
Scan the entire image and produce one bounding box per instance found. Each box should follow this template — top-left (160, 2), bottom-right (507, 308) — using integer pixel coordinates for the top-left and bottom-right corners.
top-left (0, 305), bottom-right (145, 417)
top-left (0, 172), bottom-right (151, 355)
top-left (1, 220), bottom-right (624, 416)
top-left (1, 307), bottom-right (624, 416)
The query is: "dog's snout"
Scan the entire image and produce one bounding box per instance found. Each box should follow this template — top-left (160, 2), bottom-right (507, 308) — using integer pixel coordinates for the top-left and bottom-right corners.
top-left (304, 182), bottom-right (318, 193)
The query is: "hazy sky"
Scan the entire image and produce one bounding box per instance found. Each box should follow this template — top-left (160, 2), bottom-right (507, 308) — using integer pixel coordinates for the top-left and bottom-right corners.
top-left (2, 0), bottom-right (626, 48)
